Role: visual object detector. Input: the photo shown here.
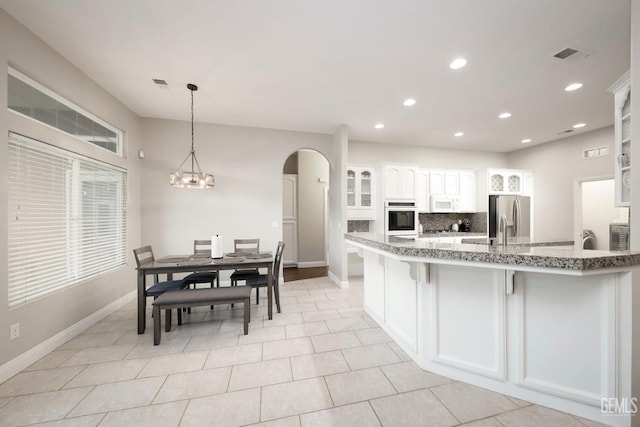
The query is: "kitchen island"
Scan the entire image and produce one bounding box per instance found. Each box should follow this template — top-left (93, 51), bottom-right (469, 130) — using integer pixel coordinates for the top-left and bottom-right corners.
top-left (346, 232), bottom-right (640, 427)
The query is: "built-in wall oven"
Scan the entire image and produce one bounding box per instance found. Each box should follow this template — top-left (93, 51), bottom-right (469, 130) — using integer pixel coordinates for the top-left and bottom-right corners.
top-left (384, 201), bottom-right (418, 237)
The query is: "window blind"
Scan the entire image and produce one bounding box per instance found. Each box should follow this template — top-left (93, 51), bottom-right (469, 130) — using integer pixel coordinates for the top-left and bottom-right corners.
top-left (8, 132), bottom-right (127, 307)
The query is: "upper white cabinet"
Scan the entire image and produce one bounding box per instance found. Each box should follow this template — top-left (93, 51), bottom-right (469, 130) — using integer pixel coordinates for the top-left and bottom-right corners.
top-left (429, 170), bottom-right (459, 195)
top-left (608, 71), bottom-right (631, 207)
top-left (347, 165), bottom-right (376, 219)
top-left (429, 169), bottom-right (476, 212)
top-left (488, 169), bottom-right (533, 196)
top-left (416, 169), bottom-right (430, 212)
top-left (384, 165), bottom-right (417, 200)
top-left (458, 171), bottom-right (477, 212)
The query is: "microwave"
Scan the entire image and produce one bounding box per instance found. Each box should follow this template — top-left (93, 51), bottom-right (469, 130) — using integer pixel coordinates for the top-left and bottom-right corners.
top-left (430, 195), bottom-right (458, 213)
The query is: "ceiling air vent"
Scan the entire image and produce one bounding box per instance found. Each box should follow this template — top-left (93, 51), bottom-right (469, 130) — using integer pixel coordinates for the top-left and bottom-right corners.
top-left (558, 129), bottom-right (574, 135)
top-left (152, 78), bottom-right (168, 86)
top-left (553, 46), bottom-right (592, 61)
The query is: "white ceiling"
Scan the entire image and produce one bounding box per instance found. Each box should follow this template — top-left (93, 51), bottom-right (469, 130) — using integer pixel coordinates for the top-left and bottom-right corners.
top-left (0, 0), bottom-right (631, 152)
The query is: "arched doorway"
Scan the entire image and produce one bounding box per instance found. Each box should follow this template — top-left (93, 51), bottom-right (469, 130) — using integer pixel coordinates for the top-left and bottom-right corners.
top-left (282, 149), bottom-right (330, 280)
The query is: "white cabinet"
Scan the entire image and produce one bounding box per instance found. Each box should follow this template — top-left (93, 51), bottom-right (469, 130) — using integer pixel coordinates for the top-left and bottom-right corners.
top-left (347, 166), bottom-right (376, 219)
top-left (429, 169), bottom-right (476, 212)
top-left (608, 71), bottom-right (631, 207)
top-left (458, 171), bottom-right (477, 212)
top-left (429, 170), bottom-right (463, 196)
top-left (384, 165), bottom-right (417, 200)
top-left (445, 172), bottom-right (460, 195)
top-left (428, 170), bottom-right (445, 195)
top-left (416, 169), bottom-right (429, 212)
top-left (488, 169), bottom-right (533, 196)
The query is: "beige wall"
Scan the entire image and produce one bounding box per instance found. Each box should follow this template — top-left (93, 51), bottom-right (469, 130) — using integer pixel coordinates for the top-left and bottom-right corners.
top-left (0, 9), bottom-right (143, 367)
top-left (507, 126), bottom-right (615, 240)
top-left (140, 119), bottom-right (333, 281)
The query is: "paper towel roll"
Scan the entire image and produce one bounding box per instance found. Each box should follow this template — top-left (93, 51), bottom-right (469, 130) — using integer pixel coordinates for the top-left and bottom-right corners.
top-left (211, 235), bottom-right (224, 259)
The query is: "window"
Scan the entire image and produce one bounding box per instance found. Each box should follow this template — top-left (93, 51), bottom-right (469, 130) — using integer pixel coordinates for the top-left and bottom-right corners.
top-left (8, 132), bottom-right (127, 307)
top-left (7, 68), bottom-right (122, 155)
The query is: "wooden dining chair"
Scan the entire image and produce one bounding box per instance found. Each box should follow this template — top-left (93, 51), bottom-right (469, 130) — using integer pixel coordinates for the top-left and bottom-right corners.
top-left (230, 238), bottom-right (261, 287)
top-left (182, 239), bottom-right (220, 311)
top-left (244, 241), bottom-right (285, 312)
top-left (133, 245), bottom-right (187, 323)
top-left (183, 239), bottom-right (219, 288)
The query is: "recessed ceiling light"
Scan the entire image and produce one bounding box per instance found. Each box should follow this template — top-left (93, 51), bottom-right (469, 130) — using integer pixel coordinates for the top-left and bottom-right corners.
top-left (403, 98), bottom-right (416, 106)
top-left (521, 138), bottom-right (532, 143)
top-left (450, 58), bottom-right (467, 70)
top-left (498, 112), bottom-right (512, 119)
top-left (573, 123), bottom-right (586, 128)
top-left (454, 131), bottom-right (464, 137)
top-left (565, 83), bottom-right (583, 91)
top-left (375, 123), bottom-right (385, 129)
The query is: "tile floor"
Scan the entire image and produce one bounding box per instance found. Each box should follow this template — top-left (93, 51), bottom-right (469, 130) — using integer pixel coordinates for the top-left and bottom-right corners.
top-left (0, 277), bottom-right (607, 426)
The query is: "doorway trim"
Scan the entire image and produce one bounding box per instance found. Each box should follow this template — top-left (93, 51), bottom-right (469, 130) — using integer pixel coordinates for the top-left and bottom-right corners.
top-left (573, 174), bottom-right (614, 248)
top-left (282, 148), bottom-right (331, 270)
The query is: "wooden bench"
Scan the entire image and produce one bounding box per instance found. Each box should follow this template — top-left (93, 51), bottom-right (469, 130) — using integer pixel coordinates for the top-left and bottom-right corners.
top-left (152, 287), bottom-right (252, 345)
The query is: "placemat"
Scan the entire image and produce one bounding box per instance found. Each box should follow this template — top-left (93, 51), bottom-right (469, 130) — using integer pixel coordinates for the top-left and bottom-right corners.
top-left (225, 252), bottom-right (252, 257)
top-left (245, 253), bottom-right (272, 259)
top-left (213, 258), bottom-right (245, 264)
top-left (157, 256), bottom-right (191, 263)
top-left (177, 258), bottom-right (213, 266)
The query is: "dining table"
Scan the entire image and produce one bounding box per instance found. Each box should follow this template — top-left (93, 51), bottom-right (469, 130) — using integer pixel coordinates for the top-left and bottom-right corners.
top-left (135, 253), bottom-right (274, 334)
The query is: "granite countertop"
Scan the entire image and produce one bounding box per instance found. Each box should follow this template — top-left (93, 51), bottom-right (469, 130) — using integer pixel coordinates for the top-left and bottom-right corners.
top-left (345, 232), bottom-right (640, 271)
top-left (460, 237), bottom-right (575, 247)
top-left (419, 232), bottom-right (487, 238)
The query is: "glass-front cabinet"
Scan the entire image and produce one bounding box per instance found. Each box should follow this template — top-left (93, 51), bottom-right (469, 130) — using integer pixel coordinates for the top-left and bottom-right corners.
top-left (347, 166), bottom-right (376, 219)
top-left (488, 169), bottom-right (521, 194)
top-left (609, 71), bottom-right (631, 207)
top-left (487, 169), bottom-right (532, 196)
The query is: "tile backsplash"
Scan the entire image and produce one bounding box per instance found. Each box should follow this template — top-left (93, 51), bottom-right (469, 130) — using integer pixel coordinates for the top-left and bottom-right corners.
top-left (419, 212), bottom-right (487, 233)
top-left (348, 220), bottom-right (370, 232)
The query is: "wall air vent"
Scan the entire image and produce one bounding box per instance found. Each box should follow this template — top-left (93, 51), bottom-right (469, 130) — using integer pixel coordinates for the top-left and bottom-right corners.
top-left (582, 146), bottom-right (609, 159)
top-left (553, 46), bottom-right (592, 61)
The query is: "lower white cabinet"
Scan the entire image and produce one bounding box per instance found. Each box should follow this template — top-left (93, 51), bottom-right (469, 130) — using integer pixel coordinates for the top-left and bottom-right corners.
top-left (384, 258), bottom-right (418, 352)
top-left (356, 240), bottom-right (631, 426)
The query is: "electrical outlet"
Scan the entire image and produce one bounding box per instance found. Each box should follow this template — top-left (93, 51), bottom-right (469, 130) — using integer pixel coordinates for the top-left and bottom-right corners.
top-left (10, 323), bottom-right (19, 340)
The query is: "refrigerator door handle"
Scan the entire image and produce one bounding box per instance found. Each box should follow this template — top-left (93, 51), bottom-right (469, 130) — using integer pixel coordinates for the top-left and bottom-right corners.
top-left (513, 199), bottom-right (521, 238)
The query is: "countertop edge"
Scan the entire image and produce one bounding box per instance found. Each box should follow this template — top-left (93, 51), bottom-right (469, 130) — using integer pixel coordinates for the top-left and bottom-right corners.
top-left (345, 233), bottom-right (640, 272)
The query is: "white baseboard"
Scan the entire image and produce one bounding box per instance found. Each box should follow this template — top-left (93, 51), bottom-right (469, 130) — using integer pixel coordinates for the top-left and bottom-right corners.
top-left (0, 290), bottom-right (136, 384)
top-left (297, 261), bottom-right (327, 268)
top-left (328, 270), bottom-right (349, 289)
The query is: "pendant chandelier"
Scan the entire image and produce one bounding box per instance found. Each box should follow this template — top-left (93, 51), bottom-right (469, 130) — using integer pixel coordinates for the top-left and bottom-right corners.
top-left (169, 83), bottom-right (215, 189)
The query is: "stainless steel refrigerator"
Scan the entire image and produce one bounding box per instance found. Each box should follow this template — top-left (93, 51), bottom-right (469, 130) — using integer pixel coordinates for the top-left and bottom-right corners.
top-left (488, 195), bottom-right (531, 243)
